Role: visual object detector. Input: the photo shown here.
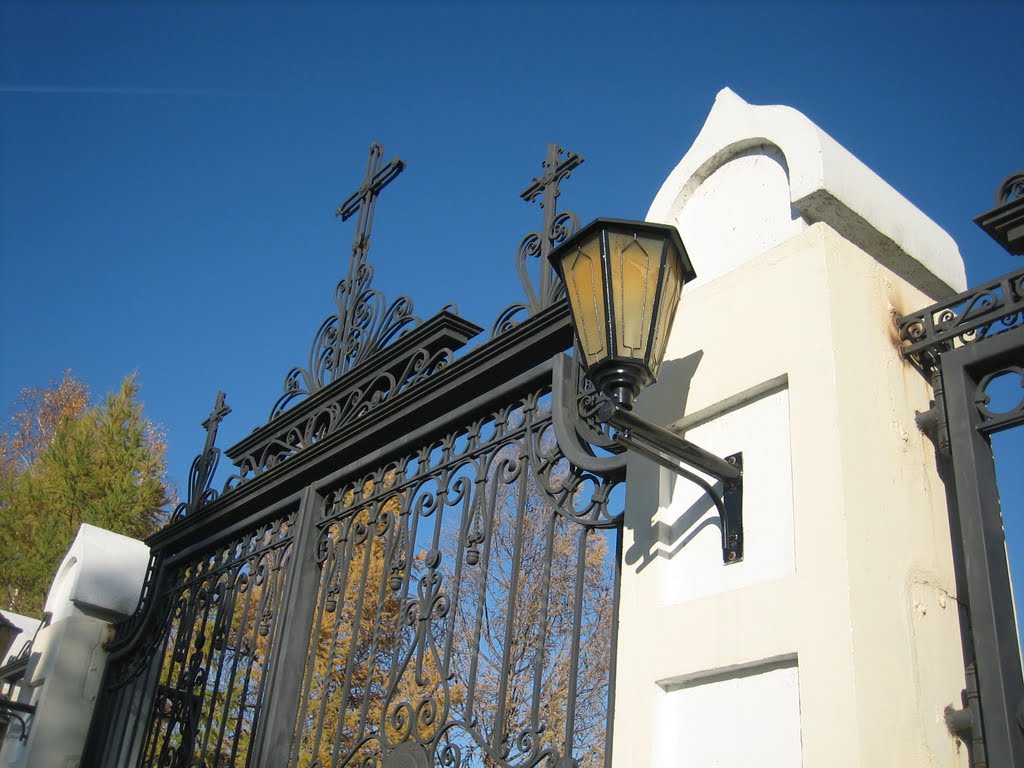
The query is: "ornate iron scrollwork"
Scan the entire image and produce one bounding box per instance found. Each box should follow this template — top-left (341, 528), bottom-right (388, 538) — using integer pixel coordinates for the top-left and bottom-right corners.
top-left (898, 266), bottom-right (1024, 453)
top-left (145, 515), bottom-right (293, 767)
top-left (996, 173), bottom-right (1024, 207)
top-left (272, 266), bottom-right (422, 418)
top-left (899, 176), bottom-right (1024, 768)
top-left (273, 143), bottom-right (423, 417)
top-left (899, 266), bottom-right (1024, 374)
top-left (975, 365), bottom-right (1024, 434)
top-left (225, 312), bottom-right (482, 490)
top-left (293, 383), bottom-right (621, 768)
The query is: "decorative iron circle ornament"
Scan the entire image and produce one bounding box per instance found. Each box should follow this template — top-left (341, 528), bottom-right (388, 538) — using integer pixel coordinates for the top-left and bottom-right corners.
top-left (996, 171), bottom-right (1024, 206)
top-left (384, 742), bottom-right (430, 768)
top-left (975, 365), bottom-right (1024, 422)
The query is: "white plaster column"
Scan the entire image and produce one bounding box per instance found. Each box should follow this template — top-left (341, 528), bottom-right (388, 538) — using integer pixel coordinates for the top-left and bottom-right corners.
top-left (0, 524), bottom-right (150, 768)
top-left (610, 90), bottom-right (969, 768)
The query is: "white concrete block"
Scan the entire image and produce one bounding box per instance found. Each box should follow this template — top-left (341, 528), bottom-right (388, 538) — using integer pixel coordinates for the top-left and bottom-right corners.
top-left (654, 658), bottom-right (803, 768)
top-left (675, 144), bottom-right (807, 289)
top-left (44, 523), bottom-right (150, 622)
top-left (656, 386), bottom-right (795, 606)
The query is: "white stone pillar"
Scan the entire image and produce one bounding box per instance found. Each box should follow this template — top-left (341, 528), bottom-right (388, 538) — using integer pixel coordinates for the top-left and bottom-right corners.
top-left (0, 524), bottom-right (149, 768)
top-left (611, 89), bottom-right (970, 768)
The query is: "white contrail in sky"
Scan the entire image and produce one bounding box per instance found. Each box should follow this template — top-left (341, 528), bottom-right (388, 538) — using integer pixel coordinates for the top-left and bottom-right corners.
top-left (0, 84), bottom-right (211, 96)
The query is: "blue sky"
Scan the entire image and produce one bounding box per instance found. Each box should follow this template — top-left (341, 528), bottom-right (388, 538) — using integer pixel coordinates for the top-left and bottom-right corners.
top-left (1, 1), bottom-right (1021, 602)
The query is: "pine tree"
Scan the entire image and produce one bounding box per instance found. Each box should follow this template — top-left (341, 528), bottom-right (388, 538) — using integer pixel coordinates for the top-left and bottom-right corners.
top-left (0, 372), bottom-right (170, 615)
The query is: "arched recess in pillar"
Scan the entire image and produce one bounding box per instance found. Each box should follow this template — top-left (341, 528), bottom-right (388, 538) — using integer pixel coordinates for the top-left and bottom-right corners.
top-left (647, 87), bottom-right (967, 300)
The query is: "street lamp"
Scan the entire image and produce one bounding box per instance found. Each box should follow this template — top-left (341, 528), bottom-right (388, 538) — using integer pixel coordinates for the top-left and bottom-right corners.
top-left (549, 217), bottom-right (744, 562)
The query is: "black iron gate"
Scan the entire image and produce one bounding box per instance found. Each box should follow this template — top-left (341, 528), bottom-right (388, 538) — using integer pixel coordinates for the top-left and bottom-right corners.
top-left (83, 144), bottom-right (626, 768)
top-left (899, 173), bottom-right (1024, 767)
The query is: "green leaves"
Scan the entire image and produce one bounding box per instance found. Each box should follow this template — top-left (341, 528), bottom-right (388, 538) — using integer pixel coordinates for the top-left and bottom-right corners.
top-left (0, 373), bottom-right (171, 616)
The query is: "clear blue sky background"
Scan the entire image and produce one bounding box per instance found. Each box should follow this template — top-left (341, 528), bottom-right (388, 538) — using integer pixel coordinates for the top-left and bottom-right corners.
top-left (1, 1), bottom-right (1022, 617)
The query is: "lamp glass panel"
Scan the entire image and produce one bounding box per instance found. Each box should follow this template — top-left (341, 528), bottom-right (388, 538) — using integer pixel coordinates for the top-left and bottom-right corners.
top-left (561, 232), bottom-right (607, 367)
top-left (608, 231), bottom-right (662, 361)
top-left (648, 241), bottom-right (684, 378)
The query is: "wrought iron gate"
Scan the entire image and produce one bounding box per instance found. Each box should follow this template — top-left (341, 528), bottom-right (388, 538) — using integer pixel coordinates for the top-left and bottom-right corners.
top-left (898, 172), bottom-right (1024, 767)
top-left (82, 144), bottom-right (626, 768)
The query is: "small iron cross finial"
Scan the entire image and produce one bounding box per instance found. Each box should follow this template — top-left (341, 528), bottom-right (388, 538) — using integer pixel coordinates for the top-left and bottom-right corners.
top-left (521, 143), bottom-right (583, 248)
top-left (201, 390), bottom-right (231, 454)
top-left (336, 142), bottom-right (406, 265)
top-left (171, 391), bottom-right (231, 523)
top-left (519, 143), bottom-right (584, 309)
top-left (269, 143), bottom-right (420, 413)
top-left (330, 142), bottom-right (408, 377)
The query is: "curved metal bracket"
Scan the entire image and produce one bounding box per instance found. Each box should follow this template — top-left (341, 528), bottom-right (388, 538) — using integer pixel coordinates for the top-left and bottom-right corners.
top-left (551, 353), bottom-right (627, 476)
top-left (0, 699), bottom-right (35, 741)
top-left (598, 401), bottom-right (744, 564)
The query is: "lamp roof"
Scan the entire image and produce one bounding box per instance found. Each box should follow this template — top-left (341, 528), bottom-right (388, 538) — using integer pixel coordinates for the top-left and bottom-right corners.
top-left (548, 217), bottom-right (697, 284)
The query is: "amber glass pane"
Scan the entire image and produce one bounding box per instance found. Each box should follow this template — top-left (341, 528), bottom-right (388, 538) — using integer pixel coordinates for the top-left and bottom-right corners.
top-left (649, 241), bottom-right (683, 378)
top-left (608, 232), bottom-right (661, 360)
top-left (561, 233), bottom-right (607, 367)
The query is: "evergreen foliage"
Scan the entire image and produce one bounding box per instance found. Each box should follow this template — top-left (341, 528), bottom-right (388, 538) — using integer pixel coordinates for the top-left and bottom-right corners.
top-left (0, 372), bottom-right (170, 616)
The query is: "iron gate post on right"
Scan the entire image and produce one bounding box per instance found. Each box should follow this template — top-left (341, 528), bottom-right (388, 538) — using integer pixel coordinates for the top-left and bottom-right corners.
top-left (899, 174), bottom-right (1024, 767)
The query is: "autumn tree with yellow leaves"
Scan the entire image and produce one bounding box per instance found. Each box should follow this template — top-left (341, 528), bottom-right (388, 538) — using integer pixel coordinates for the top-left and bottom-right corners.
top-left (0, 371), bottom-right (171, 615)
top-left (444, 461), bottom-right (614, 768)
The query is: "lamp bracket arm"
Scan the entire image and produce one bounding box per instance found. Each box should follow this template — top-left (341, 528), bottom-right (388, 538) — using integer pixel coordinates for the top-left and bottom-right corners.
top-left (599, 403), bottom-right (744, 564)
top-left (598, 402), bottom-right (740, 482)
top-left (0, 699), bottom-right (35, 741)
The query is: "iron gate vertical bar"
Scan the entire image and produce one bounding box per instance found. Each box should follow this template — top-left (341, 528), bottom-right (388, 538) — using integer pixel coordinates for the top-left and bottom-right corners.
top-left (250, 485), bottom-right (325, 766)
top-left (942, 335), bottom-right (1024, 767)
top-left (603, 525), bottom-right (622, 768)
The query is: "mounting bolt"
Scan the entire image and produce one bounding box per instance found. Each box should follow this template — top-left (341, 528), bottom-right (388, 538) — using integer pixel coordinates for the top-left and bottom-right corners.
top-left (727, 551), bottom-right (737, 561)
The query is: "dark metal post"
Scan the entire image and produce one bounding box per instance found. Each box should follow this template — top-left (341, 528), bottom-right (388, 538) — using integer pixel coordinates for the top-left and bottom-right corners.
top-left (251, 486), bottom-right (327, 767)
top-left (942, 330), bottom-right (1024, 767)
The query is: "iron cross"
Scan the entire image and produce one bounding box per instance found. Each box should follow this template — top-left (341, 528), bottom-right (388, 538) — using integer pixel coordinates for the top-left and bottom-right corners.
top-left (200, 390), bottom-right (231, 457)
top-left (521, 143), bottom-right (584, 303)
top-left (336, 142), bottom-right (406, 265)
